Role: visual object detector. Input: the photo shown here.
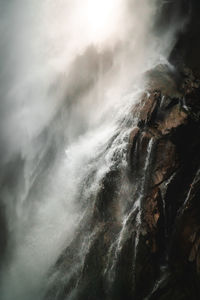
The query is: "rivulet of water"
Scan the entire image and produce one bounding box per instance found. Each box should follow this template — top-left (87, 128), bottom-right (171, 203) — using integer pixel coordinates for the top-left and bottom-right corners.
top-left (0, 1), bottom-right (187, 299)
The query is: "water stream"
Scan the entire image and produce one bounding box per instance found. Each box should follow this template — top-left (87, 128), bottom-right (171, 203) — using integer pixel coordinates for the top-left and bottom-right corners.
top-left (0, 1), bottom-right (186, 299)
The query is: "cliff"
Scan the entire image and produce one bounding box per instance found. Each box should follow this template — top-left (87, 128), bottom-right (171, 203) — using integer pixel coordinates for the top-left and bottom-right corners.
top-left (45, 64), bottom-right (200, 300)
top-left (44, 1), bottom-right (200, 299)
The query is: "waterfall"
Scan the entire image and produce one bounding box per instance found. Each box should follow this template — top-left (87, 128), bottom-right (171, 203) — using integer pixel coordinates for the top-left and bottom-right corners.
top-left (0, 1), bottom-right (188, 299)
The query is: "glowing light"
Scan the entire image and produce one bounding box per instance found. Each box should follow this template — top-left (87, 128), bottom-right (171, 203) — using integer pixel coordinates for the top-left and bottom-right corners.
top-left (83, 0), bottom-right (122, 42)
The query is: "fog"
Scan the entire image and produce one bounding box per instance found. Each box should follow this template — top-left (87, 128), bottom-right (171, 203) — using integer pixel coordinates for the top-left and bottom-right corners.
top-left (0, 0), bottom-right (187, 299)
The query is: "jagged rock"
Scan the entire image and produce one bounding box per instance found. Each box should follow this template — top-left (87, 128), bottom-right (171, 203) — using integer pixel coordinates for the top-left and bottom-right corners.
top-left (45, 67), bottom-right (200, 300)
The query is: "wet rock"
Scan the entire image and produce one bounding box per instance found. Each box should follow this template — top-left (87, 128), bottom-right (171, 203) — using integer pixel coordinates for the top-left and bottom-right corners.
top-left (45, 67), bottom-right (200, 300)
top-left (151, 138), bottom-right (177, 186)
top-left (156, 105), bottom-right (187, 135)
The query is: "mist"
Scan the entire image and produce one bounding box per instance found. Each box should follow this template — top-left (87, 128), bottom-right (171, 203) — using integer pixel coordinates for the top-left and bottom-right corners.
top-left (0, 0), bottom-right (187, 299)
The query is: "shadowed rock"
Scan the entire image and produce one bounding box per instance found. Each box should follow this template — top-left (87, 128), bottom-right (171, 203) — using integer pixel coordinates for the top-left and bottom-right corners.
top-left (45, 65), bottom-right (200, 300)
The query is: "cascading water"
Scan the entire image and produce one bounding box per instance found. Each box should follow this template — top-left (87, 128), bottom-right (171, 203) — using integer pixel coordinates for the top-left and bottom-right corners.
top-left (0, 1), bottom-right (188, 299)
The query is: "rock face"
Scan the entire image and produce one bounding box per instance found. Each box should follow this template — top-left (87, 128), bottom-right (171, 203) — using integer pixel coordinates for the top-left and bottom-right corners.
top-left (45, 65), bottom-right (200, 300)
top-left (43, 2), bottom-right (200, 299)
top-left (167, 0), bottom-right (200, 73)
top-left (130, 67), bottom-right (200, 299)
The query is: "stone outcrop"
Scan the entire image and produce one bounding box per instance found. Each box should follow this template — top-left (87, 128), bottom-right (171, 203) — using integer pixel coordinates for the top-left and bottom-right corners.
top-left (45, 65), bottom-right (200, 300)
top-left (127, 66), bottom-right (200, 300)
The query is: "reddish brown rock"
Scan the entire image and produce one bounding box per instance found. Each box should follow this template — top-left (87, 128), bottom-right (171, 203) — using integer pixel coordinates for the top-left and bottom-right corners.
top-left (157, 105), bottom-right (187, 135)
top-left (46, 67), bottom-right (200, 300)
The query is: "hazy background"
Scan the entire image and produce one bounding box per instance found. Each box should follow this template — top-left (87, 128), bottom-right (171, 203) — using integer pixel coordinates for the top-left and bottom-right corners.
top-left (0, 0), bottom-right (189, 299)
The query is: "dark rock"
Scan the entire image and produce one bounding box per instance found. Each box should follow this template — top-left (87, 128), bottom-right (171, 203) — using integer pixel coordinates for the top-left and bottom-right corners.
top-left (45, 66), bottom-right (200, 300)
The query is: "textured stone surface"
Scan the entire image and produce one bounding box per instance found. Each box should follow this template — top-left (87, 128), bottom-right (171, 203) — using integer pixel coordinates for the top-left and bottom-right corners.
top-left (45, 66), bottom-right (200, 300)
